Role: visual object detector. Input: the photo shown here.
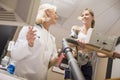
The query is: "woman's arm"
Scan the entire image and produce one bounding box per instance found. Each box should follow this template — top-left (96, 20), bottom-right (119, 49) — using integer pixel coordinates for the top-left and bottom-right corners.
top-left (112, 51), bottom-right (120, 59)
top-left (96, 52), bottom-right (108, 58)
top-left (97, 51), bottom-right (120, 59)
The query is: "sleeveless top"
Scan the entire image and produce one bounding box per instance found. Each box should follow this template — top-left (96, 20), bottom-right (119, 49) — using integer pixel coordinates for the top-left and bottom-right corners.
top-left (77, 27), bottom-right (96, 66)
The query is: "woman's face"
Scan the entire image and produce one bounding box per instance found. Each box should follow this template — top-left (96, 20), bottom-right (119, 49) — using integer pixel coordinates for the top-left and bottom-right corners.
top-left (46, 9), bottom-right (58, 25)
top-left (81, 10), bottom-right (94, 25)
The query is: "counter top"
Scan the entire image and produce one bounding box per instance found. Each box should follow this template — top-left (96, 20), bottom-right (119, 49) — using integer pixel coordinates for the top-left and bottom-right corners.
top-left (0, 68), bottom-right (27, 80)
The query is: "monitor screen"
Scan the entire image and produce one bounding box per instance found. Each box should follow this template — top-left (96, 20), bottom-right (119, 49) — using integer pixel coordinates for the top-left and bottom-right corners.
top-left (0, 25), bottom-right (17, 58)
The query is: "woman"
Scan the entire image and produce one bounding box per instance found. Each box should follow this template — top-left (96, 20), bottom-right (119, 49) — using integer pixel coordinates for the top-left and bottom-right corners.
top-left (70, 8), bottom-right (96, 80)
top-left (11, 3), bottom-right (58, 80)
top-left (70, 8), bottom-right (120, 80)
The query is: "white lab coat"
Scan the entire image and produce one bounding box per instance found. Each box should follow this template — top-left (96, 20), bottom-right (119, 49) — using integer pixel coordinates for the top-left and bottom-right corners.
top-left (11, 25), bottom-right (58, 80)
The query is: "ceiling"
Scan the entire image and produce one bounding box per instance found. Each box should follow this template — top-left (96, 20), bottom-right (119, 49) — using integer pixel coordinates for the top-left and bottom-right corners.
top-left (40, 0), bottom-right (120, 48)
top-left (0, 0), bottom-right (120, 48)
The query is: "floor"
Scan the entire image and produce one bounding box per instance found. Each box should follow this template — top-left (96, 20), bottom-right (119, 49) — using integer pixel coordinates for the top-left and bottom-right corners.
top-left (47, 66), bottom-right (64, 80)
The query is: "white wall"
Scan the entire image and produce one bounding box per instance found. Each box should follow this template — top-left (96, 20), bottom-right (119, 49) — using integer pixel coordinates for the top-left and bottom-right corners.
top-left (111, 44), bottom-right (120, 78)
top-left (0, 0), bottom-right (17, 11)
top-left (0, 0), bottom-right (41, 26)
top-left (15, 0), bottom-right (40, 25)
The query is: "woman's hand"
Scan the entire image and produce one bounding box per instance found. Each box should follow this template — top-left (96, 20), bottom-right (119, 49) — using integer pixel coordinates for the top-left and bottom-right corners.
top-left (26, 27), bottom-right (36, 47)
top-left (112, 51), bottom-right (120, 59)
top-left (77, 39), bottom-right (86, 49)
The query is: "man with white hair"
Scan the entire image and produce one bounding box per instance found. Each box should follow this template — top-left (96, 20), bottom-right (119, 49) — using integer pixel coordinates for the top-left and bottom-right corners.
top-left (11, 3), bottom-right (58, 80)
